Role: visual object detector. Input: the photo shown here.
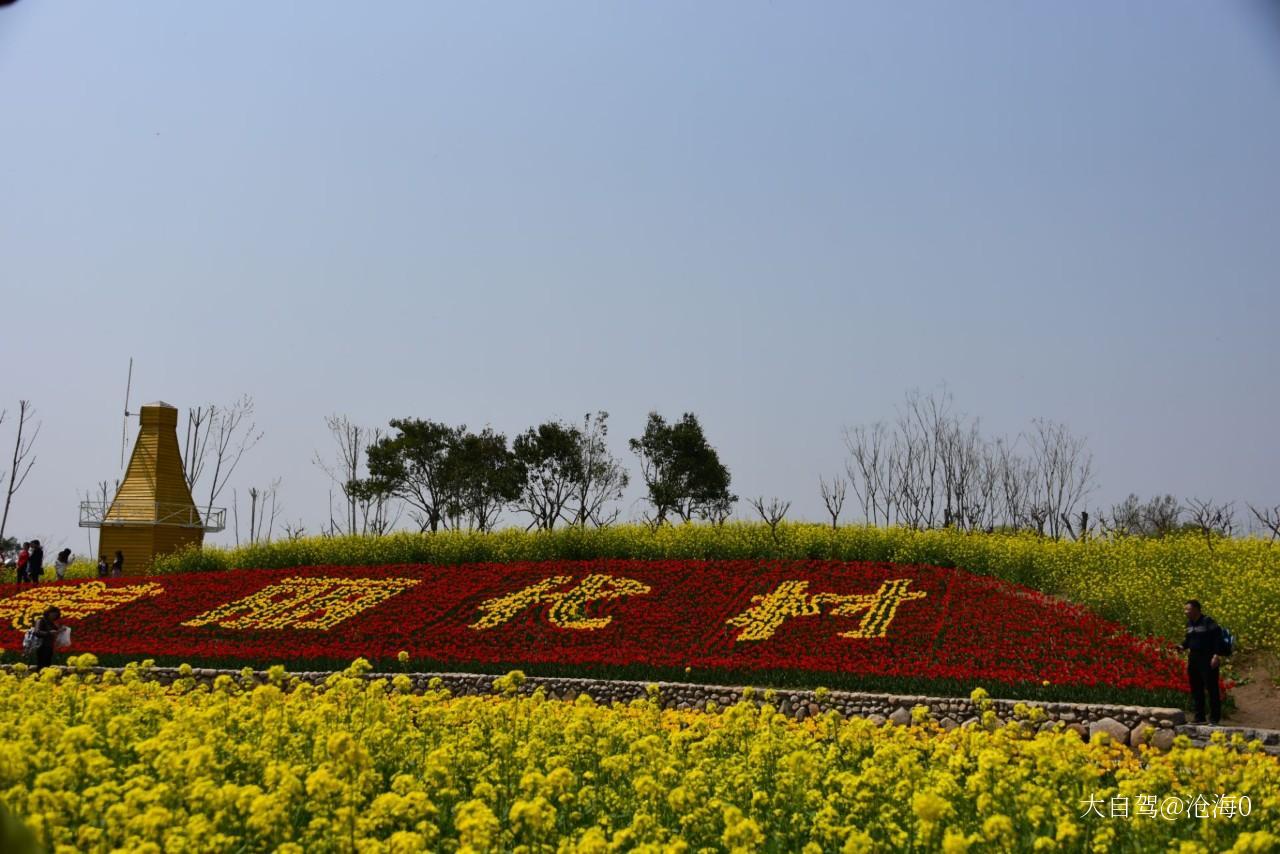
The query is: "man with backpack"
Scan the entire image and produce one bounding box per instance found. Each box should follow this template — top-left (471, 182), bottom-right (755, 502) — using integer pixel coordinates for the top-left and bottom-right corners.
top-left (1181, 599), bottom-right (1230, 725)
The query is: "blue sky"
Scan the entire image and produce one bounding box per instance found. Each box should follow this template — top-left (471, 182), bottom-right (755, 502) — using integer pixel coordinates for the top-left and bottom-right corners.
top-left (2, 2), bottom-right (1278, 549)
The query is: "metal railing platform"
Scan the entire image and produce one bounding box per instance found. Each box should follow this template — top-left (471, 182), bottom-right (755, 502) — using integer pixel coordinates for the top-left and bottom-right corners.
top-left (79, 500), bottom-right (226, 532)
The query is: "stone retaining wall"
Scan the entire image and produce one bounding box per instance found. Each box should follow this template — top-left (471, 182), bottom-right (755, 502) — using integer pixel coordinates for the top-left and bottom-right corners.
top-left (10, 663), bottom-right (1278, 754)
top-left (10, 663), bottom-right (1217, 746)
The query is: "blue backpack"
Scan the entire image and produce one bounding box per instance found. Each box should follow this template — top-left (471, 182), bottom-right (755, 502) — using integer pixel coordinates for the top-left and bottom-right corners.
top-left (1218, 625), bottom-right (1235, 657)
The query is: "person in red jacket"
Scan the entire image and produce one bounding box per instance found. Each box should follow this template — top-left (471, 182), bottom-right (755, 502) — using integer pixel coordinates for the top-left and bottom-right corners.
top-left (16, 543), bottom-right (30, 583)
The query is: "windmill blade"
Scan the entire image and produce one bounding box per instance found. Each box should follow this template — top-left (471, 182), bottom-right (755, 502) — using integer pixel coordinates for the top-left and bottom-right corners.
top-left (120, 357), bottom-right (133, 469)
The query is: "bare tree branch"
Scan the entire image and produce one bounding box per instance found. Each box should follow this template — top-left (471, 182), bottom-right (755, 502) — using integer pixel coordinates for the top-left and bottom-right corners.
top-left (749, 496), bottom-right (791, 542)
top-left (247, 478), bottom-right (283, 544)
top-left (191, 395), bottom-right (263, 517)
top-left (842, 392), bottom-right (1097, 538)
top-left (1186, 497), bottom-right (1234, 549)
top-left (0, 401), bottom-right (41, 545)
top-left (1025, 418), bottom-right (1095, 539)
top-left (843, 421), bottom-right (896, 526)
top-left (819, 474), bottom-right (847, 530)
top-left (1248, 503), bottom-right (1280, 543)
top-left (314, 415), bottom-right (400, 536)
top-left (183, 406), bottom-right (212, 490)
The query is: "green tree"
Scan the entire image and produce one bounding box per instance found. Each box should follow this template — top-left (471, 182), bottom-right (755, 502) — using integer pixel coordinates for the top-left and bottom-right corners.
top-left (363, 419), bottom-right (462, 532)
top-left (569, 412), bottom-right (629, 527)
top-left (629, 412), bottom-right (735, 525)
top-left (441, 428), bottom-right (525, 533)
top-left (513, 421), bottom-right (584, 531)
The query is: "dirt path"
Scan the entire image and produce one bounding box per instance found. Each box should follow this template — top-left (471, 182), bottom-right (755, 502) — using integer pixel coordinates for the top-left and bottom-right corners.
top-left (1223, 652), bottom-right (1280, 729)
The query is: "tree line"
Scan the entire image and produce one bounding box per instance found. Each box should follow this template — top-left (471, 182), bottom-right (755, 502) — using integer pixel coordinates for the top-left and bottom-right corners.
top-left (304, 390), bottom-right (1278, 544)
top-left (4, 390), bottom-right (1280, 556)
top-left (314, 411), bottom-right (734, 536)
top-left (833, 389), bottom-right (1268, 544)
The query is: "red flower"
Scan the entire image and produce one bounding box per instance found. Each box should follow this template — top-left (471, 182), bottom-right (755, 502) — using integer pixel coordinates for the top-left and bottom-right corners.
top-left (0, 560), bottom-right (1188, 701)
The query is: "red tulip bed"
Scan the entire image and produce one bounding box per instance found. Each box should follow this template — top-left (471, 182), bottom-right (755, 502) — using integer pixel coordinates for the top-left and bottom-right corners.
top-left (0, 559), bottom-right (1190, 705)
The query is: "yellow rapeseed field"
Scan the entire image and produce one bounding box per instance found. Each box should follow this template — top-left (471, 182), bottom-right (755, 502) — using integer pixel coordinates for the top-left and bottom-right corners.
top-left (0, 657), bottom-right (1276, 852)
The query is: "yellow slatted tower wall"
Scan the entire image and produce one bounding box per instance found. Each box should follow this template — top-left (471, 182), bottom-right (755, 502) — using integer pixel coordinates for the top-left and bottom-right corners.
top-left (99, 402), bottom-right (205, 573)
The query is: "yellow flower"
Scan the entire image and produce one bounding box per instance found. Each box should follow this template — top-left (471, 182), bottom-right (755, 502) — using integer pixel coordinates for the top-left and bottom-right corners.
top-left (0, 650), bottom-right (1275, 852)
top-left (942, 830), bottom-right (973, 854)
top-left (912, 791), bottom-right (951, 823)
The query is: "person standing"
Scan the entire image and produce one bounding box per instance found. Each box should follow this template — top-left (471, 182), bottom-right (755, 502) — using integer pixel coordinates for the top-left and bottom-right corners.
top-left (55, 548), bottom-right (72, 581)
top-left (111, 550), bottom-right (124, 578)
top-left (32, 606), bottom-right (61, 671)
top-left (97, 554), bottom-right (109, 578)
top-left (1181, 599), bottom-right (1224, 725)
top-left (16, 543), bottom-right (30, 583)
top-left (28, 540), bottom-right (44, 584)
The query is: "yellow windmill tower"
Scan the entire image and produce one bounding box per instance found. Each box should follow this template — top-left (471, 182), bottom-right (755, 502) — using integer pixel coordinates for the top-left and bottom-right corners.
top-left (80, 401), bottom-right (225, 573)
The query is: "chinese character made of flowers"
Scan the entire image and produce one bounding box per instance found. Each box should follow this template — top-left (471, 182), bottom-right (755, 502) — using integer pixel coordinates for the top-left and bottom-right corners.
top-left (726, 578), bottom-right (926, 641)
top-left (470, 573), bottom-right (652, 631)
top-left (0, 581), bottom-right (164, 630)
top-left (182, 576), bottom-right (419, 631)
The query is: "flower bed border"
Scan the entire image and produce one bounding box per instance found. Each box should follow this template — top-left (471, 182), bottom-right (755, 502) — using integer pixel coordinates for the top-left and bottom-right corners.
top-left (31, 651), bottom-right (1190, 708)
top-left (12, 662), bottom-right (1273, 754)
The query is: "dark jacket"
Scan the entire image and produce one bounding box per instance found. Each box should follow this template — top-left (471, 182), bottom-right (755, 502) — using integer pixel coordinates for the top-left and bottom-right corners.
top-left (28, 545), bottom-right (43, 576)
top-left (34, 615), bottom-right (58, 651)
top-left (1181, 615), bottom-right (1222, 657)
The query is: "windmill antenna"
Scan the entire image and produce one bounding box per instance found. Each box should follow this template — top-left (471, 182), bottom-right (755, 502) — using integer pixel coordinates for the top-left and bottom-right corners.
top-left (120, 357), bottom-right (134, 469)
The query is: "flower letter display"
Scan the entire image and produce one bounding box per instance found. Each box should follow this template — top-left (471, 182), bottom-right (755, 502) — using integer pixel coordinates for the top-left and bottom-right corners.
top-left (183, 576), bottom-right (419, 631)
top-left (726, 578), bottom-right (926, 641)
top-left (0, 582), bottom-right (164, 630)
top-left (471, 574), bottom-right (652, 630)
top-left (0, 561), bottom-right (1192, 702)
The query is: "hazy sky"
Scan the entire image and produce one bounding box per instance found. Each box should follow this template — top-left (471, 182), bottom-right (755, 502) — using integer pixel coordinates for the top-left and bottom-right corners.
top-left (2, 2), bottom-right (1278, 552)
